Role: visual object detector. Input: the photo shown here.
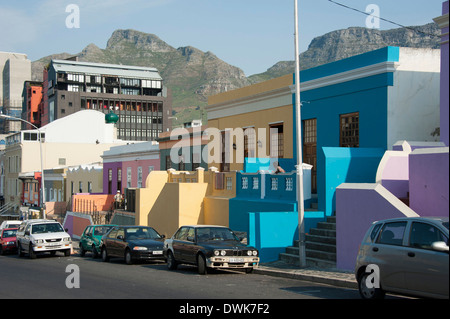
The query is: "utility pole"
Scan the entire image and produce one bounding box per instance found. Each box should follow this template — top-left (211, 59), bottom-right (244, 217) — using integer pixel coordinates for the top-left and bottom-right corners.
top-left (294, 0), bottom-right (307, 268)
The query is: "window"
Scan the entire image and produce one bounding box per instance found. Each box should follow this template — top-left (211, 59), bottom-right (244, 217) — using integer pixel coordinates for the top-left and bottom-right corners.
top-left (409, 222), bottom-right (448, 250)
top-left (340, 112), bottom-right (359, 147)
top-left (226, 177), bottom-right (233, 190)
top-left (127, 167), bottom-right (132, 188)
top-left (271, 178), bottom-right (278, 191)
top-left (174, 227), bottom-right (189, 240)
top-left (286, 177), bottom-right (293, 191)
top-left (252, 177), bottom-right (259, 190)
top-left (303, 118), bottom-right (317, 193)
top-left (117, 168), bottom-right (122, 192)
top-left (244, 128), bottom-right (256, 158)
top-left (137, 167), bottom-right (142, 188)
top-left (270, 123), bottom-right (284, 158)
top-left (166, 156), bottom-right (172, 170)
top-left (241, 177), bottom-right (248, 190)
top-left (376, 222), bottom-right (407, 246)
top-left (178, 156), bottom-right (185, 171)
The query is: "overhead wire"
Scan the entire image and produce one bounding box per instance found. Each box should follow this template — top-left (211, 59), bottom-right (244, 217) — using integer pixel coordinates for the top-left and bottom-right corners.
top-left (327, 0), bottom-right (441, 38)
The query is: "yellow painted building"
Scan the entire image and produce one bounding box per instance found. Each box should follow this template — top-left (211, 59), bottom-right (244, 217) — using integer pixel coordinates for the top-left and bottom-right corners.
top-left (206, 74), bottom-right (294, 172)
top-left (136, 74), bottom-right (295, 237)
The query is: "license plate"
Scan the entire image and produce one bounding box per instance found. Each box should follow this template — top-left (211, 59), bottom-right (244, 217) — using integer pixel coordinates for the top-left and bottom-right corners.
top-left (152, 250), bottom-right (163, 255)
top-left (229, 258), bottom-right (244, 263)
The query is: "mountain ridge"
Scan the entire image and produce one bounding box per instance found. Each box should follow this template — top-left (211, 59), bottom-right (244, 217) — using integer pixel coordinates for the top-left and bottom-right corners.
top-left (31, 23), bottom-right (440, 125)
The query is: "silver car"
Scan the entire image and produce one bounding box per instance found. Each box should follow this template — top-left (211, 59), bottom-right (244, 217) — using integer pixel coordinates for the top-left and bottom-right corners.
top-left (355, 217), bottom-right (449, 299)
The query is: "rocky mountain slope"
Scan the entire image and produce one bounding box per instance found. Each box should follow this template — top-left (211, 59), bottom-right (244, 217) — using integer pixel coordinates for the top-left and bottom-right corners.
top-left (31, 23), bottom-right (440, 124)
top-left (249, 23), bottom-right (440, 82)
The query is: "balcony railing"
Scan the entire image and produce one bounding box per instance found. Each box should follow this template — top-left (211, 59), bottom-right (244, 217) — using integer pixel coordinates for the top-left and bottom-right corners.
top-left (165, 164), bottom-right (312, 202)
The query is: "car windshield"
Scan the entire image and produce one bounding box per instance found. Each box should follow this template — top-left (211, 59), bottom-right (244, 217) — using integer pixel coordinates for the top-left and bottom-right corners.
top-left (1, 229), bottom-right (17, 237)
top-left (94, 226), bottom-right (114, 236)
top-left (196, 227), bottom-right (239, 242)
top-left (125, 227), bottom-right (160, 240)
top-left (32, 223), bottom-right (64, 234)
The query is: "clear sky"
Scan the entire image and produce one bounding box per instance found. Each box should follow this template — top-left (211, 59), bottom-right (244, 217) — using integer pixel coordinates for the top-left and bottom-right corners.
top-left (0, 0), bottom-right (445, 76)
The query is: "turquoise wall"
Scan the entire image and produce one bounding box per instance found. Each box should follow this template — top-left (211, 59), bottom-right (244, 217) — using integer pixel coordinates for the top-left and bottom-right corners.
top-left (318, 147), bottom-right (385, 215)
top-left (229, 199), bottom-right (325, 262)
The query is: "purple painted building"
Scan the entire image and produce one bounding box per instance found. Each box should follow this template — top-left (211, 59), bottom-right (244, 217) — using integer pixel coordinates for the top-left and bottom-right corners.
top-left (102, 142), bottom-right (160, 194)
top-left (335, 2), bottom-right (450, 271)
top-left (434, 1), bottom-right (449, 146)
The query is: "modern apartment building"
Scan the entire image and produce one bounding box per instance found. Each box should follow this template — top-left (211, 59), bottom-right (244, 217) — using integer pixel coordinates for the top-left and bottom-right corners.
top-left (44, 59), bottom-right (173, 141)
top-left (0, 51), bottom-right (31, 133)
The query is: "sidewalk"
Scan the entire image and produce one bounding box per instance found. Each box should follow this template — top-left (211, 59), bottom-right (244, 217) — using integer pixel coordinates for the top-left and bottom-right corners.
top-left (254, 260), bottom-right (358, 289)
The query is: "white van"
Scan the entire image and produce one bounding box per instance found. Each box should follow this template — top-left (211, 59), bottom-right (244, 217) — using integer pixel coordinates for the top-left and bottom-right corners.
top-left (16, 219), bottom-right (72, 259)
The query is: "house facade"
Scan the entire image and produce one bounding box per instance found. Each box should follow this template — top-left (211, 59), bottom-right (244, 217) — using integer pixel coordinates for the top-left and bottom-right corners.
top-left (44, 59), bottom-right (173, 142)
top-left (297, 46), bottom-right (440, 216)
top-left (102, 141), bottom-right (160, 195)
top-left (1, 110), bottom-right (127, 215)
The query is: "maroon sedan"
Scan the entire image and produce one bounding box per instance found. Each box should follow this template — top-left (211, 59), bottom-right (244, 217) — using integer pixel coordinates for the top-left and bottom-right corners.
top-left (0, 228), bottom-right (18, 255)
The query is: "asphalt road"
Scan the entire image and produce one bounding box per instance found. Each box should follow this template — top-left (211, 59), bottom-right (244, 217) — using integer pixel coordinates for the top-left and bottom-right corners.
top-left (0, 251), bottom-right (364, 302)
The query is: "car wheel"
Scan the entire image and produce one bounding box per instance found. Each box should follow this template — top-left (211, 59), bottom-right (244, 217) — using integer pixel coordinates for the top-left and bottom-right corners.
top-left (125, 249), bottom-right (133, 265)
top-left (245, 267), bottom-right (253, 274)
top-left (17, 242), bottom-right (24, 257)
top-left (29, 244), bottom-right (36, 259)
top-left (101, 247), bottom-right (109, 262)
top-left (79, 244), bottom-right (85, 257)
top-left (92, 245), bottom-right (99, 258)
top-left (358, 270), bottom-right (385, 299)
top-left (197, 254), bottom-right (208, 275)
top-left (167, 251), bottom-right (178, 270)
top-left (64, 249), bottom-right (71, 257)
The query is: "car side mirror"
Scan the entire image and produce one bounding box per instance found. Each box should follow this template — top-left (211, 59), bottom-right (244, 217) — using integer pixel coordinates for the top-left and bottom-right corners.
top-left (25, 230), bottom-right (30, 236)
top-left (117, 235), bottom-right (124, 241)
top-left (431, 241), bottom-right (449, 253)
top-left (160, 235), bottom-right (166, 239)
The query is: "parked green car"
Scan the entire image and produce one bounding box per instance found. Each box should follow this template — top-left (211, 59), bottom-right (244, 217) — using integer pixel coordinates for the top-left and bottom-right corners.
top-left (79, 224), bottom-right (117, 258)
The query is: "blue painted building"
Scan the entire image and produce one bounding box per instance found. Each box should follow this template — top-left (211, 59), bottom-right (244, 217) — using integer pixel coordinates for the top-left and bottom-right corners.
top-left (295, 46), bottom-right (440, 216)
top-left (211, 46), bottom-right (440, 263)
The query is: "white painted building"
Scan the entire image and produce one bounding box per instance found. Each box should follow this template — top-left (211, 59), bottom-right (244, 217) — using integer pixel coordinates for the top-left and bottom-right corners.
top-left (1, 110), bottom-right (129, 212)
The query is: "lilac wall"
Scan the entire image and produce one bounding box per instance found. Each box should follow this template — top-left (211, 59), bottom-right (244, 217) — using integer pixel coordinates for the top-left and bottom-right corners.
top-left (336, 184), bottom-right (419, 270)
top-left (438, 1), bottom-right (449, 146)
top-left (409, 148), bottom-right (450, 216)
top-left (103, 162), bottom-right (122, 194)
top-left (123, 159), bottom-right (160, 188)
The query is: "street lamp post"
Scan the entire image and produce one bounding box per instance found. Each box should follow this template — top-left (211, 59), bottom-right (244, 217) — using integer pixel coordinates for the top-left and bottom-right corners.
top-left (0, 113), bottom-right (46, 219)
top-left (294, 0), bottom-right (307, 268)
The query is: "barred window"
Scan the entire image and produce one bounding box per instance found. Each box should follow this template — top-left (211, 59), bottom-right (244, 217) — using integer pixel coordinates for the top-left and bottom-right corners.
top-left (252, 177), bottom-right (259, 190)
top-left (340, 112), bottom-right (359, 147)
top-left (226, 177), bottom-right (233, 190)
top-left (271, 178), bottom-right (278, 191)
top-left (242, 177), bottom-right (248, 189)
top-left (285, 177), bottom-right (293, 191)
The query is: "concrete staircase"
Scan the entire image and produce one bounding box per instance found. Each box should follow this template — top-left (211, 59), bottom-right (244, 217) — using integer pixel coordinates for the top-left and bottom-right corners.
top-left (279, 216), bottom-right (337, 268)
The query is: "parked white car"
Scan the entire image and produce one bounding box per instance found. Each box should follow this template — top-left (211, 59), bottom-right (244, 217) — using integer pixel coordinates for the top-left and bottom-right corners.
top-left (0, 220), bottom-right (22, 230)
top-left (16, 219), bottom-right (72, 259)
